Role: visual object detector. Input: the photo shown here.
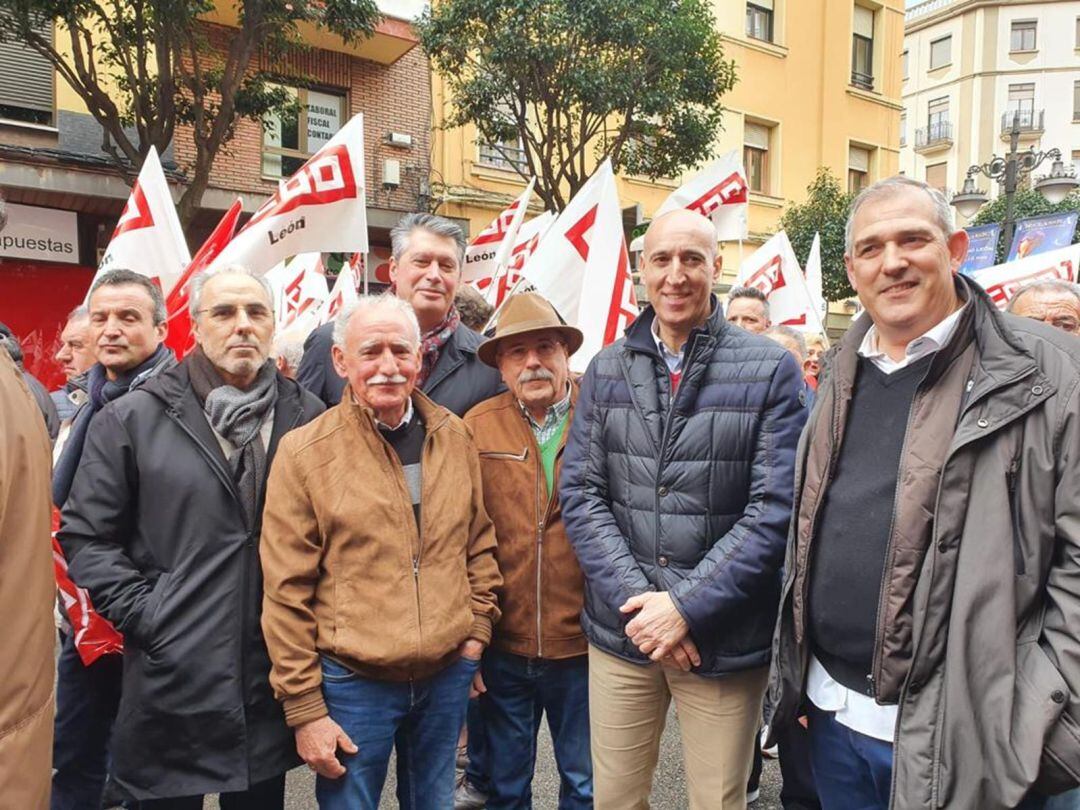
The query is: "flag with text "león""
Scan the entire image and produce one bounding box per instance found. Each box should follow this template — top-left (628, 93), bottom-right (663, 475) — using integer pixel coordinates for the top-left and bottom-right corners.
top-left (91, 145), bottom-right (191, 298)
top-left (520, 160), bottom-right (638, 373)
top-left (463, 179), bottom-right (535, 289)
top-left (204, 114), bottom-right (369, 275)
top-left (970, 243), bottom-right (1080, 309)
top-left (629, 150), bottom-right (749, 251)
top-left (472, 211), bottom-right (557, 309)
top-left (736, 231), bottom-right (823, 333)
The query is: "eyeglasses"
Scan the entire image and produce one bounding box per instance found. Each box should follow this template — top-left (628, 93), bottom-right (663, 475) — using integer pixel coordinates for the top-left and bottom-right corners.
top-left (195, 304), bottom-right (273, 324)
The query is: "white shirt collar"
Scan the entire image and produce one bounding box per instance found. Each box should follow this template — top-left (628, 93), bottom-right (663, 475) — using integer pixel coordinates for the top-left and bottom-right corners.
top-left (857, 301), bottom-right (968, 374)
top-left (375, 396), bottom-right (414, 431)
top-left (650, 317), bottom-right (685, 373)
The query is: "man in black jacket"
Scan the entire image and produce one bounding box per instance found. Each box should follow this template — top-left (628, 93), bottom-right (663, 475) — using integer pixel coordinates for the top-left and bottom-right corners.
top-left (297, 213), bottom-right (502, 416)
top-left (58, 266), bottom-right (324, 808)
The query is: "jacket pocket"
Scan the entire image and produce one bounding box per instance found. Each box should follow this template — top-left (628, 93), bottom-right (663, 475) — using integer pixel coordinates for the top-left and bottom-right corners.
top-left (479, 447), bottom-right (529, 462)
top-left (1007, 460), bottom-right (1025, 576)
top-left (136, 572), bottom-right (171, 652)
top-left (1016, 640), bottom-right (1070, 790)
top-left (1038, 711), bottom-right (1080, 795)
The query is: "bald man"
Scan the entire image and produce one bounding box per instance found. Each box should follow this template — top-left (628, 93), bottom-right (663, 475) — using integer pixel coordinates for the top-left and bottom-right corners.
top-left (1007, 280), bottom-right (1080, 335)
top-left (560, 209), bottom-right (806, 808)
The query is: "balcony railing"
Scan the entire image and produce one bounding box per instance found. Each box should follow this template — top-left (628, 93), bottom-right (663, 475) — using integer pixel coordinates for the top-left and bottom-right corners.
top-left (478, 141), bottom-right (528, 173)
top-left (1001, 109), bottom-right (1044, 135)
top-left (850, 70), bottom-right (874, 91)
top-left (915, 121), bottom-right (953, 149)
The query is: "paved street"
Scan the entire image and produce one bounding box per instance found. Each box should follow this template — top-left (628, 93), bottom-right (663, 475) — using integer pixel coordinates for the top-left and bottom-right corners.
top-left (207, 706), bottom-right (783, 809)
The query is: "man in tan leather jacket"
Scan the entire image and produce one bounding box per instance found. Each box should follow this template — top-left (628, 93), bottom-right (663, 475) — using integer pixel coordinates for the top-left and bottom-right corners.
top-left (260, 293), bottom-right (501, 810)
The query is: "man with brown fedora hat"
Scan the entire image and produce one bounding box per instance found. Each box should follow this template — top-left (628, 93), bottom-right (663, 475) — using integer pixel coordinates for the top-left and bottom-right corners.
top-left (461, 292), bottom-right (593, 809)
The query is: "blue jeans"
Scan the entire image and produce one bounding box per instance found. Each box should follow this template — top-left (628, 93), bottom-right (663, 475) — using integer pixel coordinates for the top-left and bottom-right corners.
top-left (467, 649), bottom-right (591, 810)
top-left (807, 704), bottom-right (893, 810)
top-left (316, 655), bottom-right (479, 810)
top-left (1047, 789), bottom-right (1080, 809)
top-left (51, 634), bottom-right (123, 810)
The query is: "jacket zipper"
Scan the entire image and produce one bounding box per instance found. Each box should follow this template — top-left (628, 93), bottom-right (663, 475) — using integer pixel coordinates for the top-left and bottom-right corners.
top-left (1007, 457), bottom-right (1024, 575)
top-left (535, 452), bottom-right (545, 659)
top-left (654, 338), bottom-right (692, 573)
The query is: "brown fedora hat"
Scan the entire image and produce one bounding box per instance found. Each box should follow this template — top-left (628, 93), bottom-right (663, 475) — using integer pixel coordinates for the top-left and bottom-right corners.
top-left (477, 292), bottom-right (584, 368)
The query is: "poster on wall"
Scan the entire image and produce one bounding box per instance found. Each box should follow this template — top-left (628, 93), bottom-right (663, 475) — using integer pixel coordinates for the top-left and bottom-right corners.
top-left (1006, 212), bottom-right (1079, 262)
top-left (0, 203), bottom-right (79, 264)
top-left (959, 223), bottom-right (1001, 276)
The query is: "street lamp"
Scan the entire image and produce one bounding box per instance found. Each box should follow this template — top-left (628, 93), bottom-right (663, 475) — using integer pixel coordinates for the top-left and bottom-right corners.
top-left (951, 111), bottom-right (1079, 252)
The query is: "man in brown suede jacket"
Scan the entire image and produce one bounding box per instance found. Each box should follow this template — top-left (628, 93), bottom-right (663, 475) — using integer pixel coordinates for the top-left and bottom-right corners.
top-left (260, 293), bottom-right (501, 810)
top-left (462, 293), bottom-right (591, 809)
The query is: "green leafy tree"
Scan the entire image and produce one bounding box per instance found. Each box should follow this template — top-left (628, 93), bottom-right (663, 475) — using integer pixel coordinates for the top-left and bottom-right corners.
top-left (0, 0), bottom-right (380, 226)
top-left (418, 0), bottom-right (736, 212)
top-left (779, 167), bottom-right (855, 302)
top-left (968, 188), bottom-right (1080, 265)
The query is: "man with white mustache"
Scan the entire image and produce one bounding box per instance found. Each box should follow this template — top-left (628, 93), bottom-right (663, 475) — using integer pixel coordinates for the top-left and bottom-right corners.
top-left (58, 266), bottom-right (324, 807)
top-left (260, 293), bottom-right (501, 810)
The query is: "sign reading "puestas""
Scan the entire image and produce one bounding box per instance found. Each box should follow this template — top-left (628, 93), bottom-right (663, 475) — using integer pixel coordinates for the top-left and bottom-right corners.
top-left (0, 202), bottom-right (79, 264)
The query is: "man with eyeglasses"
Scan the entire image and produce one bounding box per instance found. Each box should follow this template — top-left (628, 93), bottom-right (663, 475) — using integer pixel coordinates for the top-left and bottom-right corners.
top-left (58, 265), bottom-right (324, 808)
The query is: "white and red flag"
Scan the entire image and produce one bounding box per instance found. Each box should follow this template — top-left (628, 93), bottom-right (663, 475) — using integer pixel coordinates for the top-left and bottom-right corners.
top-left (971, 243), bottom-right (1080, 309)
top-left (520, 160), bottom-right (638, 372)
top-left (315, 261), bottom-right (361, 326)
top-left (462, 179), bottom-right (535, 288)
top-left (205, 114), bottom-right (369, 275)
top-left (91, 145), bottom-right (191, 297)
top-left (264, 253), bottom-right (330, 331)
top-left (804, 233), bottom-right (827, 322)
top-left (629, 150), bottom-right (749, 251)
top-left (737, 231), bottom-right (825, 333)
top-left (473, 211), bottom-right (556, 308)
top-left (163, 199), bottom-right (245, 358)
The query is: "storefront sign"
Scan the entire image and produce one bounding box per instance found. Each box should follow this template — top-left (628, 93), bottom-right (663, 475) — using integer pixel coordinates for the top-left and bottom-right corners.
top-left (0, 203), bottom-right (79, 264)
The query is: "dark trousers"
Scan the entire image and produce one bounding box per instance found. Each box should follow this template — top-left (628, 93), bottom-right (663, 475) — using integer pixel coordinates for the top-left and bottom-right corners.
top-left (51, 634), bottom-right (123, 810)
top-left (317, 655), bottom-right (478, 810)
top-left (465, 695), bottom-right (490, 789)
top-left (136, 774), bottom-right (285, 809)
top-left (468, 649), bottom-right (592, 809)
top-left (777, 717), bottom-right (822, 810)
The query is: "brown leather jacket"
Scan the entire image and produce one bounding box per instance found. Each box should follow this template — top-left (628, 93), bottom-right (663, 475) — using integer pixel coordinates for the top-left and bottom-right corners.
top-left (0, 350), bottom-right (54, 808)
top-left (465, 386), bottom-right (586, 660)
top-left (260, 391), bottom-right (502, 727)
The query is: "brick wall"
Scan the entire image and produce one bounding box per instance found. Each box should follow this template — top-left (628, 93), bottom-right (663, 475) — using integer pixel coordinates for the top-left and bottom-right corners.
top-left (172, 24), bottom-right (431, 216)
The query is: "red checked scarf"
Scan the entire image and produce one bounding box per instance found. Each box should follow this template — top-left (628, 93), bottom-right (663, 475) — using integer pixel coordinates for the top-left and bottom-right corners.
top-left (417, 307), bottom-right (461, 388)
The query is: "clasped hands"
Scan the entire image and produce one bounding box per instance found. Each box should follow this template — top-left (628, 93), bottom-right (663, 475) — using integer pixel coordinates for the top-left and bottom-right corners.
top-left (620, 591), bottom-right (701, 672)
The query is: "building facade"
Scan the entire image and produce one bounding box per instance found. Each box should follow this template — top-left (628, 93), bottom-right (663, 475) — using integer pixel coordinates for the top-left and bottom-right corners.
top-left (900, 0), bottom-right (1080, 205)
top-left (0, 0), bottom-right (430, 387)
top-left (432, 0), bottom-right (905, 332)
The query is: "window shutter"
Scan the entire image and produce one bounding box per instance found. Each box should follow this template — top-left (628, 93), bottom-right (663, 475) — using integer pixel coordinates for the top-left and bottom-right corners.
top-left (0, 12), bottom-right (53, 117)
top-left (854, 6), bottom-right (874, 38)
top-left (744, 122), bottom-right (770, 150)
top-left (849, 145), bottom-right (870, 172)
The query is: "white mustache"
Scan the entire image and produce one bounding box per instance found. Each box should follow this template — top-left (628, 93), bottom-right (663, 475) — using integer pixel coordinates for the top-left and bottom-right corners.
top-left (518, 368), bottom-right (555, 384)
top-left (367, 373), bottom-right (408, 385)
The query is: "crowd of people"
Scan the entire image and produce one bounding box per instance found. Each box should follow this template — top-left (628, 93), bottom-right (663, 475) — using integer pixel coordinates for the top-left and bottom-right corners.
top-left (3, 175), bottom-right (1080, 810)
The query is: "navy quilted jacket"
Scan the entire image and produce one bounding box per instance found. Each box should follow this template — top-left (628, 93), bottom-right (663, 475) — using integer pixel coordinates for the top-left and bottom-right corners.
top-left (559, 300), bottom-right (806, 675)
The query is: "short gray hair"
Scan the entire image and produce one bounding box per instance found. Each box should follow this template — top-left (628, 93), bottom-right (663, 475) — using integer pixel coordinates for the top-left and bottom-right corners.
top-left (764, 324), bottom-right (807, 359)
top-left (188, 265), bottom-right (275, 318)
top-left (66, 305), bottom-right (89, 322)
top-left (333, 293), bottom-right (422, 350)
top-left (390, 213), bottom-right (467, 268)
top-left (845, 176), bottom-right (955, 254)
top-left (727, 285), bottom-right (771, 321)
top-left (89, 269), bottom-right (167, 325)
top-left (1006, 279), bottom-right (1080, 312)
top-left (273, 333), bottom-right (305, 371)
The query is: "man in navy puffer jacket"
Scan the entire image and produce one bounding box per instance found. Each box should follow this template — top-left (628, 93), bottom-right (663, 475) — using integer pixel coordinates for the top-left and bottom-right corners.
top-left (560, 209), bottom-right (806, 809)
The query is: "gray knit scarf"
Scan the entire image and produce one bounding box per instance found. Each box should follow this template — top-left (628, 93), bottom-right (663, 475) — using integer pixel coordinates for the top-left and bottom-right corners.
top-left (186, 348), bottom-right (278, 527)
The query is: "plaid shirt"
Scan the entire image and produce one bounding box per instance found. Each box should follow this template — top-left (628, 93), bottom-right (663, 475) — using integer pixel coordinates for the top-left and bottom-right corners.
top-left (520, 384), bottom-right (572, 445)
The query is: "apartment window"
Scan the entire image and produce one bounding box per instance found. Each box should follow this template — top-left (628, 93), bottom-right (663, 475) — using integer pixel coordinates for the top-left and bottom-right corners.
top-left (848, 145), bottom-right (871, 194)
top-left (1075, 81), bottom-right (1080, 122)
top-left (262, 87), bottom-right (345, 178)
top-left (1010, 19), bottom-right (1037, 52)
top-left (746, 0), bottom-right (774, 42)
top-left (899, 112), bottom-right (907, 147)
top-left (851, 5), bottom-right (874, 90)
top-left (1073, 150), bottom-right (1080, 177)
top-left (0, 12), bottom-right (54, 126)
top-left (926, 162), bottom-right (948, 192)
top-left (927, 97), bottom-right (950, 140)
top-left (902, 50), bottom-right (909, 80)
top-left (478, 135), bottom-right (528, 172)
top-left (930, 35), bottom-right (952, 69)
top-left (1007, 83), bottom-right (1035, 127)
top-left (1075, 17), bottom-right (1080, 48)
top-left (743, 122), bottom-right (772, 194)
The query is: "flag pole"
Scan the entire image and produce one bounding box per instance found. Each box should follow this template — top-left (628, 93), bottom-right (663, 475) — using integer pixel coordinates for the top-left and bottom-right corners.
top-left (481, 274), bottom-right (530, 333)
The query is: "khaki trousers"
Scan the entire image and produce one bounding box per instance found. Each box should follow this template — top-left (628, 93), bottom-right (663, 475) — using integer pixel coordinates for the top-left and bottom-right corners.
top-left (588, 645), bottom-right (768, 810)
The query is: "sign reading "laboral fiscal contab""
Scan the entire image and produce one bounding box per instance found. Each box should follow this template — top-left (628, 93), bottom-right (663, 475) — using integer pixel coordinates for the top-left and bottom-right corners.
top-left (0, 202), bottom-right (79, 264)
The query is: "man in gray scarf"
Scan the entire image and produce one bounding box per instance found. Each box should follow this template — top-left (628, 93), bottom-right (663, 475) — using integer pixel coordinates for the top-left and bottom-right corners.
top-left (58, 265), bottom-right (324, 807)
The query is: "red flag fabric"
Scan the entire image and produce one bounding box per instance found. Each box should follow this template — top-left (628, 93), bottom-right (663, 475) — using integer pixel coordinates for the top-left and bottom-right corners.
top-left (51, 507), bottom-right (124, 665)
top-left (163, 200), bottom-right (244, 358)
